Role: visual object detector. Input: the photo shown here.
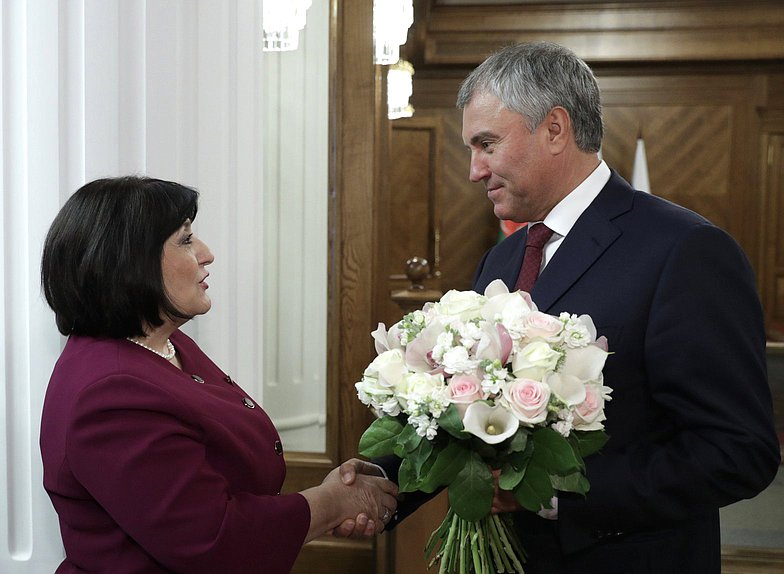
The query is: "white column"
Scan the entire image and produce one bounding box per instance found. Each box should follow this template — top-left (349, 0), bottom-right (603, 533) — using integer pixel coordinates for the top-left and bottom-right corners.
top-left (260, 0), bottom-right (328, 452)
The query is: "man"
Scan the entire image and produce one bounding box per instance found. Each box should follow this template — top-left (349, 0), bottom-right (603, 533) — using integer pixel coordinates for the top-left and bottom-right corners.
top-left (344, 42), bottom-right (781, 573)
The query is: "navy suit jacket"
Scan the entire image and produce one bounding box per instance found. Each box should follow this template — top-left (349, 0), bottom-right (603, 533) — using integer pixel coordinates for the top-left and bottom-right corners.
top-left (470, 171), bottom-right (780, 572)
top-left (40, 329), bottom-right (310, 574)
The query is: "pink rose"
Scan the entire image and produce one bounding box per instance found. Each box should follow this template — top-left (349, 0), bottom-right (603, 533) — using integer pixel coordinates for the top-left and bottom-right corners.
top-left (573, 384), bottom-right (607, 430)
top-left (503, 379), bottom-right (551, 425)
top-left (524, 311), bottom-right (563, 341)
top-left (447, 373), bottom-right (483, 415)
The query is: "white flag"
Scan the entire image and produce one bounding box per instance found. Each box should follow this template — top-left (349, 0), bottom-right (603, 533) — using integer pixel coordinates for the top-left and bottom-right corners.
top-left (631, 136), bottom-right (651, 194)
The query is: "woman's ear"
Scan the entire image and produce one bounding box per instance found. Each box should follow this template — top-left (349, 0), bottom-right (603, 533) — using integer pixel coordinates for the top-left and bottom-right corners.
top-left (545, 106), bottom-right (570, 154)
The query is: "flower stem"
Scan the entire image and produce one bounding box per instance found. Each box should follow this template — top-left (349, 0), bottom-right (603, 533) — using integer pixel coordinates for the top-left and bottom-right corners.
top-left (426, 509), bottom-right (526, 573)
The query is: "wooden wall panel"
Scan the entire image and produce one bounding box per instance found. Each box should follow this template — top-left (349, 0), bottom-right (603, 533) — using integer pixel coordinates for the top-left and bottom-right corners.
top-left (602, 105), bottom-right (732, 230)
top-left (420, 0), bottom-right (784, 66)
top-left (763, 132), bottom-right (784, 340)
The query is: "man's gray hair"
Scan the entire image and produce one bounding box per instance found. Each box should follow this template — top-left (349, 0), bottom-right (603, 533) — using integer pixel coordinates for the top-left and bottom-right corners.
top-left (457, 42), bottom-right (603, 153)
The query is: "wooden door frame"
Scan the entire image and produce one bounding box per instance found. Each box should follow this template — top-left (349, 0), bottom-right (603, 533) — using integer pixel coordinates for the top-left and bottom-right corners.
top-left (287, 1), bottom-right (388, 571)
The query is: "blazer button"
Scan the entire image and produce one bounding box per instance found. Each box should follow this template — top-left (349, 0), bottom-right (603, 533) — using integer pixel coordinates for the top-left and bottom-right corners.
top-left (242, 397), bottom-right (255, 409)
top-left (274, 440), bottom-right (283, 455)
top-left (224, 375), bottom-right (234, 385)
top-left (191, 374), bottom-right (205, 383)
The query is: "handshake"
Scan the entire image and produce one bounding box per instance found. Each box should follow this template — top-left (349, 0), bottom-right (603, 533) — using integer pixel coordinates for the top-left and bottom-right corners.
top-left (301, 459), bottom-right (399, 542)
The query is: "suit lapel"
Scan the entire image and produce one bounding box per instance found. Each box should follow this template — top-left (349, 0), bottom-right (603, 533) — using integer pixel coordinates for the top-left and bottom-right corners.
top-left (531, 173), bottom-right (634, 312)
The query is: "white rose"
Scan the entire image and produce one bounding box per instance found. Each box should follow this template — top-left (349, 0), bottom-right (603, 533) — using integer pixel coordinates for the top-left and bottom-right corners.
top-left (398, 371), bottom-right (445, 401)
top-left (365, 348), bottom-right (407, 390)
top-left (434, 289), bottom-right (486, 321)
top-left (512, 340), bottom-right (562, 380)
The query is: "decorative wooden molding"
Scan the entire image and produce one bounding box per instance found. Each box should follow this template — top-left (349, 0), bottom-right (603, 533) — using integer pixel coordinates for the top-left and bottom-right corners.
top-left (419, 1), bottom-right (784, 65)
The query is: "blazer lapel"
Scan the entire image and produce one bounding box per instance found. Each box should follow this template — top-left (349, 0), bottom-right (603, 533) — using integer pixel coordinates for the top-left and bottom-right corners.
top-left (531, 173), bottom-right (634, 312)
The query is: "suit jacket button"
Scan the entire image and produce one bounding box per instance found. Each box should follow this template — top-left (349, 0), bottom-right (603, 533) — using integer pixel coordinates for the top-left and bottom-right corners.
top-left (224, 375), bottom-right (233, 385)
top-left (191, 374), bottom-right (205, 383)
top-left (274, 440), bottom-right (283, 455)
top-left (242, 397), bottom-right (255, 409)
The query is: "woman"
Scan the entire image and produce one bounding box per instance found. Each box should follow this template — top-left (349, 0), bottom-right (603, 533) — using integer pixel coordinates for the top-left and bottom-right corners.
top-left (40, 176), bottom-right (397, 573)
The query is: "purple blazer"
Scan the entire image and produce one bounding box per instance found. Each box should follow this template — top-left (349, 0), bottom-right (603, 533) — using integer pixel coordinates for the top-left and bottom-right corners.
top-left (40, 329), bottom-right (310, 573)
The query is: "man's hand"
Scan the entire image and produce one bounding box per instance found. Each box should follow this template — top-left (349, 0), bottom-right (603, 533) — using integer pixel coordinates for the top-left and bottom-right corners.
top-left (331, 459), bottom-right (393, 538)
top-left (490, 469), bottom-right (557, 519)
top-left (490, 469), bottom-right (524, 514)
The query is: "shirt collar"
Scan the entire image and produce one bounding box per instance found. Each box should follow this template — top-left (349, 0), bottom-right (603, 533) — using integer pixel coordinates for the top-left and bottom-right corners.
top-left (542, 160), bottom-right (611, 238)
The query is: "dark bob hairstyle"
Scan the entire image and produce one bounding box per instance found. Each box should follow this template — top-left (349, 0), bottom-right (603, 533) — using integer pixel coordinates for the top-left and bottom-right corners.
top-left (41, 176), bottom-right (199, 338)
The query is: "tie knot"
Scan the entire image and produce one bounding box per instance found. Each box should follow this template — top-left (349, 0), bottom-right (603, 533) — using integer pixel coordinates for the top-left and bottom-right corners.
top-left (526, 223), bottom-right (554, 249)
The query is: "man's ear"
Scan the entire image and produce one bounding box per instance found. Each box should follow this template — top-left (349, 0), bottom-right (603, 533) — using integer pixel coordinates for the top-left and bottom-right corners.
top-left (545, 106), bottom-right (570, 154)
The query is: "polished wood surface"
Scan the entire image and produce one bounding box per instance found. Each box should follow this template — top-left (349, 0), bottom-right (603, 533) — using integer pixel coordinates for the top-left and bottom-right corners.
top-left (422, 0), bottom-right (784, 65)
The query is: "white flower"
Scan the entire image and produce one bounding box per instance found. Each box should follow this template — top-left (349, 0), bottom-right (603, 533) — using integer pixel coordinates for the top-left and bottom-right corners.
top-left (434, 289), bottom-right (486, 321)
top-left (560, 344), bottom-right (609, 383)
top-left (552, 409), bottom-right (574, 437)
top-left (475, 322), bottom-right (513, 364)
top-left (457, 321), bottom-right (483, 348)
top-left (405, 321), bottom-right (447, 372)
top-left (442, 345), bottom-right (479, 374)
top-left (408, 414), bottom-right (439, 440)
top-left (545, 372), bottom-right (586, 407)
top-left (512, 340), bottom-right (562, 380)
top-left (364, 348), bottom-right (407, 389)
top-left (462, 402), bottom-right (519, 444)
top-left (560, 313), bottom-right (597, 348)
top-left (371, 322), bottom-right (403, 354)
top-left (355, 349), bottom-right (408, 413)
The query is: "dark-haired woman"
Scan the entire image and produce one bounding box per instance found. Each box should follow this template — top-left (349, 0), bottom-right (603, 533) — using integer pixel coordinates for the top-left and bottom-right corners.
top-left (40, 176), bottom-right (397, 574)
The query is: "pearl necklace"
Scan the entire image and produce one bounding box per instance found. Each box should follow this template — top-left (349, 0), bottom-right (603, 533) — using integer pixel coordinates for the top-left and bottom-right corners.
top-left (126, 337), bottom-right (176, 360)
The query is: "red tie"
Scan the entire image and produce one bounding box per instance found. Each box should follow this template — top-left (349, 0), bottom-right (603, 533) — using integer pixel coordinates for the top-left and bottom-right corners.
top-left (515, 223), bottom-right (554, 292)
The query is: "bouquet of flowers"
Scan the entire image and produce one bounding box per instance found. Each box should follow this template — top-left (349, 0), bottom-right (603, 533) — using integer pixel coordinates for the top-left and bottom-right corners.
top-left (355, 280), bottom-right (612, 573)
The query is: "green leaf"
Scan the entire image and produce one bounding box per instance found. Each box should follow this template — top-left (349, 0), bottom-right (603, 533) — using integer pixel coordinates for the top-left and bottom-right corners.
top-left (410, 436), bottom-right (434, 476)
top-left (393, 424), bottom-right (423, 457)
top-left (507, 428), bottom-right (529, 453)
top-left (550, 471), bottom-right (590, 495)
top-left (358, 416), bottom-right (405, 457)
top-left (397, 457), bottom-right (419, 492)
top-left (498, 462), bottom-right (524, 490)
top-left (506, 441), bottom-right (533, 472)
top-left (437, 403), bottom-right (466, 439)
top-left (448, 452), bottom-right (493, 521)
top-left (569, 430), bottom-right (609, 458)
top-left (419, 440), bottom-right (470, 493)
top-left (513, 459), bottom-right (553, 512)
top-left (532, 427), bottom-right (582, 475)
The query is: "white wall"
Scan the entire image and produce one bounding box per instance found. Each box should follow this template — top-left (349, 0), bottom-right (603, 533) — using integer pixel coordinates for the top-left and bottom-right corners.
top-left (0, 1), bottom-right (328, 571)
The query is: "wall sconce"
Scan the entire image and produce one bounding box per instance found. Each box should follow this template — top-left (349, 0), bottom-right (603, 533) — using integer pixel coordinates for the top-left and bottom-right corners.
top-left (387, 59), bottom-right (415, 119)
top-left (373, 0), bottom-right (414, 65)
top-left (262, 0), bottom-right (312, 52)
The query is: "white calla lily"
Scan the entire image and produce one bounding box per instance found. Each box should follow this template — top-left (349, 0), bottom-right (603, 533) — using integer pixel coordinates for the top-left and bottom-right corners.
top-left (545, 372), bottom-right (586, 406)
top-left (462, 401), bottom-right (520, 444)
top-left (560, 344), bottom-right (609, 382)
